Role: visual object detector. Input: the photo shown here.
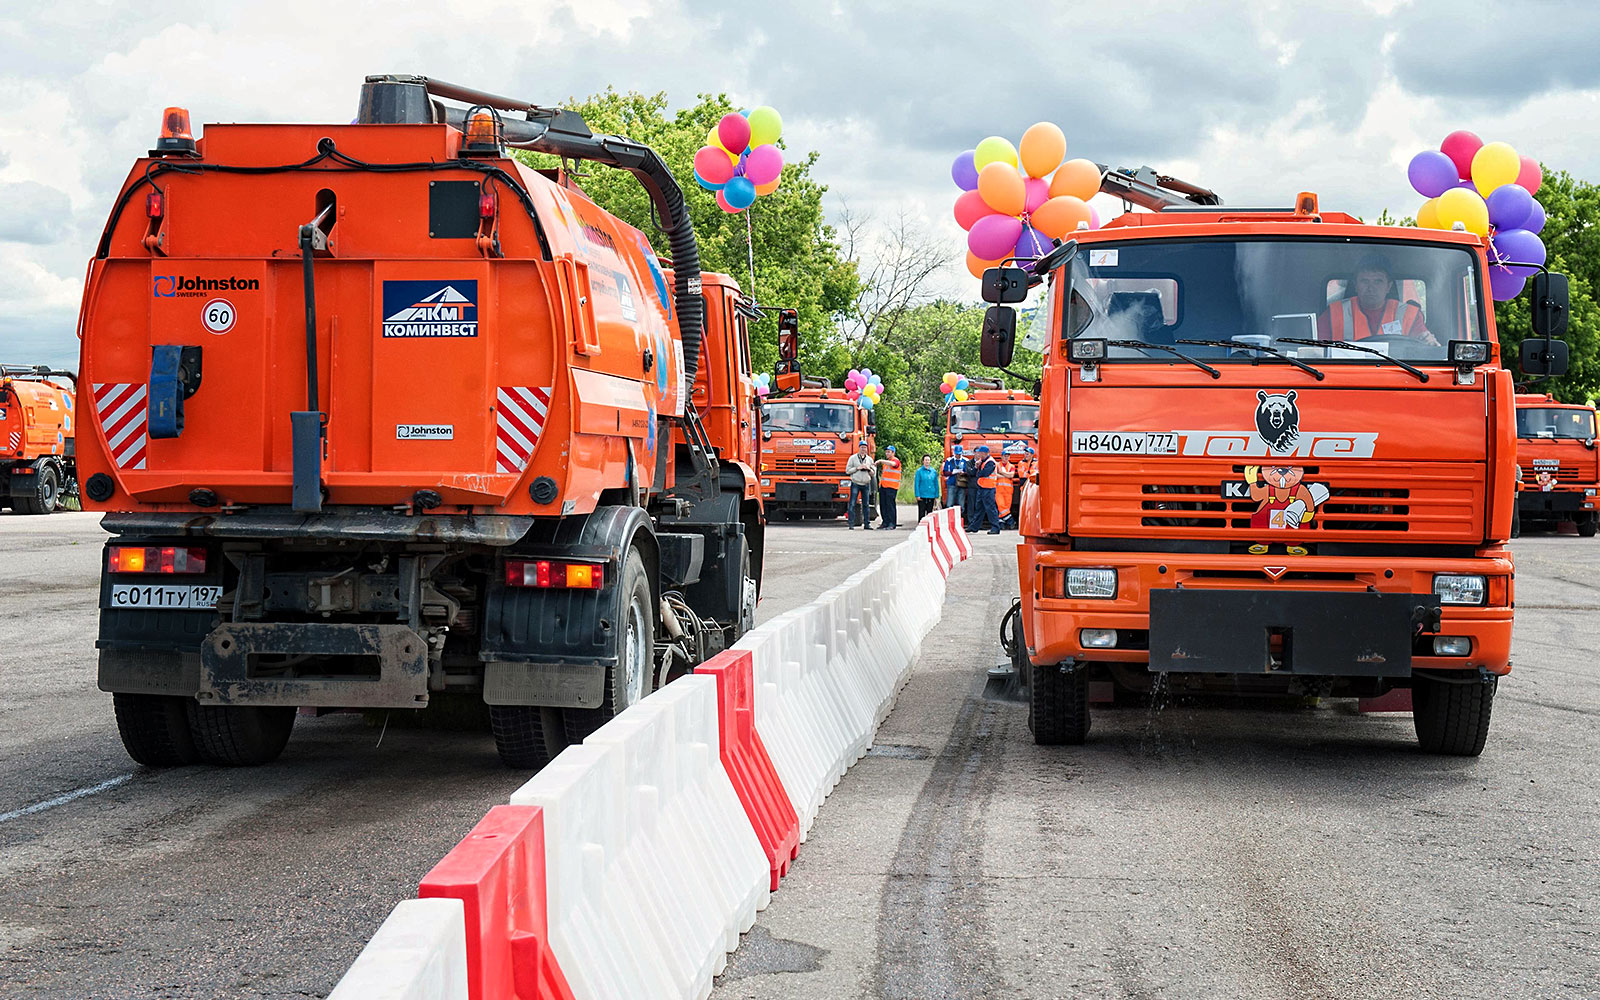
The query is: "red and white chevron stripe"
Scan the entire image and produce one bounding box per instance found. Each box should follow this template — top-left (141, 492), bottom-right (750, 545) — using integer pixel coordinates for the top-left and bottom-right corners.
top-left (93, 382), bottom-right (148, 470)
top-left (6, 431), bottom-right (19, 454)
top-left (495, 385), bottom-right (552, 474)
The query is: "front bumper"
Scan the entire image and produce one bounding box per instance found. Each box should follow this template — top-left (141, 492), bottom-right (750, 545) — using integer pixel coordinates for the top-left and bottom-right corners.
top-left (1021, 544), bottom-right (1513, 677)
top-left (766, 479), bottom-right (849, 508)
top-left (1517, 488), bottom-right (1595, 516)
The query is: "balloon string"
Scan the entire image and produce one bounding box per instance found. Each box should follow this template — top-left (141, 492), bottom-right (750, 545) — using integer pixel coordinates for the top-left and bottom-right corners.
top-left (745, 205), bottom-right (757, 299)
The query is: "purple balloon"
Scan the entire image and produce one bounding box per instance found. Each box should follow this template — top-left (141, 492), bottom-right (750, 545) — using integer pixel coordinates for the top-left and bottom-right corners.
top-left (1491, 228), bottom-right (1546, 278)
top-left (968, 214), bottom-right (1023, 260)
top-left (1013, 225), bottom-right (1051, 260)
top-left (1408, 150), bottom-right (1458, 198)
top-left (1525, 199), bottom-right (1547, 235)
top-left (1486, 183), bottom-right (1534, 231)
top-left (952, 150), bottom-right (979, 191)
top-left (1488, 266), bottom-right (1526, 302)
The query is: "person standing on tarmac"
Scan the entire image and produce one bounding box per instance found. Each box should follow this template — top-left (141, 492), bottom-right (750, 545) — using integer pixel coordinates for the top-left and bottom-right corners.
top-left (875, 444), bottom-right (902, 530)
top-left (1009, 447), bottom-right (1034, 527)
top-left (914, 454), bottom-right (940, 522)
top-left (995, 454), bottom-right (1016, 530)
top-left (942, 445), bottom-right (967, 513)
top-left (969, 445), bottom-right (1002, 534)
top-left (845, 440), bottom-right (876, 529)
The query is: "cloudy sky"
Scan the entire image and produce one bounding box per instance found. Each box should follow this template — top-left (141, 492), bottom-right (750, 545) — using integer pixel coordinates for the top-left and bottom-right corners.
top-left (3, 0), bottom-right (1597, 368)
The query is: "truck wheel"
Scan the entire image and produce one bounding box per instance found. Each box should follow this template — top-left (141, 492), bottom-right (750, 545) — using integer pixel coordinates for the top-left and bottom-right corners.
top-left (1412, 673), bottom-right (1496, 756)
top-left (1579, 516), bottom-right (1597, 538)
top-left (112, 693), bottom-right (202, 767)
top-left (185, 702), bottom-right (296, 766)
top-left (15, 463), bottom-right (60, 514)
top-left (490, 706), bottom-right (568, 769)
top-left (564, 549), bottom-right (654, 743)
top-left (734, 544), bottom-right (757, 640)
top-left (1030, 663), bottom-right (1090, 746)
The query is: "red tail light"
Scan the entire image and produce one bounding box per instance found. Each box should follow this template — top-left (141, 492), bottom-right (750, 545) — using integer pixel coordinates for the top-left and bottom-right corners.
top-left (108, 545), bottom-right (208, 574)
top-left (478, 186), bottom-right (497, 219)
top-left (504, 559), bottom-right (604, 589)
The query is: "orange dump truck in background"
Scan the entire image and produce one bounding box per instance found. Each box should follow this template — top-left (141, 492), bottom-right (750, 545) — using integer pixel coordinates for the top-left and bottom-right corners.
top-left (1513, 393), bottom-right (1597, 536)
top-left (758, 383), bottom-right (876, 520)
top-left (1, 365), bottom-right (77, 513)
top-left (944, 383), bottom-right (1038, 465)
top-left (988, 168), bottom-right (1572, 757)
top-left (78, 75), bottom-right (762, 770)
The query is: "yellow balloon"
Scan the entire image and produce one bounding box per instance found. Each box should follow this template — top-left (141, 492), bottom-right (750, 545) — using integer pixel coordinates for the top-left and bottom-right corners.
top-left (973, 135), bottom-right (1019, 171)
top-left (1019, 122), bottom-right (1066, 179)
top-left (1415, 197), bottom-right (1441, 229)
top-left (1436, 186), bottom-right (1490, 237)
top-left (953, 389), bottom-right (969, 402)
top-left (1472, 141), bottom-right (1520, 196)
top-left (708, 126), bottom-right (728, 153)
top-left (748, 106), bottom-right (783, 148)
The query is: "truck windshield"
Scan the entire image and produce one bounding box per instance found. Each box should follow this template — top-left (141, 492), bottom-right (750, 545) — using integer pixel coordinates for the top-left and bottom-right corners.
top-left (761, 402), bottom-right (854, 433)
top-left (1067, 239), bottom-right (1484, 364)
top-left (1518, 407), bottom-right (1596, 439)
top-left (950, 404), bottom-right (1039, 435)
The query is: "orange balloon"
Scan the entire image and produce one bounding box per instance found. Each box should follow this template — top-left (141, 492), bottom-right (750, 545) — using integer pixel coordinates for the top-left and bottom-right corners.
top-left (966, 250), bottom-right (1004, 280)
top-left (1019, 122), bottom-right (1067, 179)
top-left (1049, 158), bottom-right (1101, 202)
top-left (1031, 195), bottom-right (1092, 239)
top-left (754, 176), bottom-right (780, 196)
top-left (977, 162), bottom-right (1026, 216)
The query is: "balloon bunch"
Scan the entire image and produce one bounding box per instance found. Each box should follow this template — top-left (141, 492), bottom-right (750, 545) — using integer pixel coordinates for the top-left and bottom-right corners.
top-left (940, 372), bottom-right (971, 404)
top-left (845, 368), bottom-right (884, 410)
top-left (693, 108), bottom-right (784, 213)
top-left (752, 372), bottom-right (771, 397)
top-left (952, 123), bottom-right (1103, 278)
top-left (1406, 131), bottom-right (1546, 301)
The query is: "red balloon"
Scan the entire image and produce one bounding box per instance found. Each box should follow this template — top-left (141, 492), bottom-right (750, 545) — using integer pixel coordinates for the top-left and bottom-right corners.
top-left (717, 113), bottom-right (751, 155)
top-left (694, 145), bottom-right (735, 185)
top-left (716, 189), bottom-right (739, 213)
top-left (953, 189), bottom-right (994, 231)
top-left (1440, 129), bottom-right (1483, 180)
top-left (1516, 154), bottom-right (1542, 195)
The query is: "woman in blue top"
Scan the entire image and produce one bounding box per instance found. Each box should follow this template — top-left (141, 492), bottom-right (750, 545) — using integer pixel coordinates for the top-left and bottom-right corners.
top-left (913, 454), bottom-right (940, 522)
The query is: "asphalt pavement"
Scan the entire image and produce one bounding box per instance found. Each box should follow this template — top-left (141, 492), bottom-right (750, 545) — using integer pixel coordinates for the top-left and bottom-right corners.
top-left (2, 511), bottom-right (1597, 999)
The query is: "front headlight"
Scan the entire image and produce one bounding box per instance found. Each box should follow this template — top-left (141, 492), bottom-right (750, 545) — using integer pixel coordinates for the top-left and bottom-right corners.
top-left (1433, 574), bottom-right (1487, 606)
top-left (1067, 567), bottom-right (1118, 599)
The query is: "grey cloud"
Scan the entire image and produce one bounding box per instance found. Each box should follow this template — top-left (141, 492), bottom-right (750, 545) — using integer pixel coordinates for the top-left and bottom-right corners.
top-left (1389, 3), bottom-right (1600, 101)
top-left (0, 182), bottom-right (73, 244)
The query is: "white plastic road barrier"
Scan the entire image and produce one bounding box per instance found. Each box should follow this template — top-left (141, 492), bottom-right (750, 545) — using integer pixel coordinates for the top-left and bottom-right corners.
top-left (508, 675), bottom-right (768, 1000)
top-left (327, 898), bottom-right (468, 1000)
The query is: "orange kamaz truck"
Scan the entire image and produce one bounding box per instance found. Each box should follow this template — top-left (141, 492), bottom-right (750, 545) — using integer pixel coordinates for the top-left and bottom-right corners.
top-left (758, 382), bottom-right (876, 520)
top-left (987, 167), bottom-right (1571, 756)
top-left (1513, 393), bottom-right (1597, 536)
top-left (1, 364), bottom-right (77, 513)
top-left (944, 382), bottom-right (1038, 461)
top-left (77, 76), bottom-right (763, 769)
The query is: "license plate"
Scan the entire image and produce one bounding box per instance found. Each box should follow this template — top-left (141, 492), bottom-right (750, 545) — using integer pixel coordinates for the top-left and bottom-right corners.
top-left (1071, 431), bottom-right (1179, 455)
top-left (110, 584), bottom-right (221, 610)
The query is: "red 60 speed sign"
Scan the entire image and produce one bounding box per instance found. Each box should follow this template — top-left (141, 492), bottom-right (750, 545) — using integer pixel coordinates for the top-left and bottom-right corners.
top-left (202, 298), bottom-right (236, 334)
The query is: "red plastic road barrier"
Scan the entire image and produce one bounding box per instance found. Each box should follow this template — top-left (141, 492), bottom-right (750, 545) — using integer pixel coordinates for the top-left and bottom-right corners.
top-left (925, 512), bottom-right (957, 577)
top-left (419, 805), bottom-right (575, 1000)
top-left (697, 648), bottom-right (802, 891)
top-left (943, 506), bottom-right (972, 560)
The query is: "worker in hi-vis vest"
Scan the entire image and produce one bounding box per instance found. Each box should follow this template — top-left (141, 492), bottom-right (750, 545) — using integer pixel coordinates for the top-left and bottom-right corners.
top-left (968, 445), bottom-right (1001, 534)
top-left (875, 444), bottom-right (901, 530)
top-left (1317, 253), bottom-right (1439, 346)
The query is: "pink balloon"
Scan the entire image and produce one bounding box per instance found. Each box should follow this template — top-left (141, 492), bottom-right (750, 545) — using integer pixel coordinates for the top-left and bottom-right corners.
top-left (1023, 177), bottom-right (1050, 214)
top-left (717, 113), bottom-right (751, 155)
top-left (1088, 204), bottom-right (1102, 229)
top-left (716, 189), bottom-right (739, 213)
top-left (953, 189), bottom-right (994, 231)
top-left (1440, 129), bottom-right (1483, 180)
top-left (694, 145), bottom-right (734, 185)
top-left (968, 214), bottom-right (1023, 261)
top-left (744, 144), bottom-right (783, 186)
top-left (1516, 154), bottom-right (1542, 195)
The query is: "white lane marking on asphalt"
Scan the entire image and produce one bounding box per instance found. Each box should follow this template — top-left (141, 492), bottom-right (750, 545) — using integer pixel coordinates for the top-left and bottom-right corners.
top-left (0, 774), bottom-right (133, 824)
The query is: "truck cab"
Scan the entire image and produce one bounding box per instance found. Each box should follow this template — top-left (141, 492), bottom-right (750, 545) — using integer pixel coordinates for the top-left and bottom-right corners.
top-left (991, 188), bottom-right (1569, 756)
top-left (1513, 393), bottom-right (1598, 536)
top-left (758, 386), bottom-right (875, 520)
top-left (945, 385), bottom-right (1038, 461)
top-left (0, 365), bottom-right (76, 514)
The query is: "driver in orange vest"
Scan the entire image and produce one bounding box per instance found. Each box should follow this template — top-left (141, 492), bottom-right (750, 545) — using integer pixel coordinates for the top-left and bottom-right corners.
top-left (875, 444), bottom-right (902, 529)
top-left (1316, 253), bottom-right (1439, 346)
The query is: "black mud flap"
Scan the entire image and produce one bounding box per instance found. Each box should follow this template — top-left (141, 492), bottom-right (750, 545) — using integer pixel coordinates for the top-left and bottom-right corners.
top-left (197, 622), bottom-right (429, 708)
top-left (1149, 589), bottom-right (1440, 677)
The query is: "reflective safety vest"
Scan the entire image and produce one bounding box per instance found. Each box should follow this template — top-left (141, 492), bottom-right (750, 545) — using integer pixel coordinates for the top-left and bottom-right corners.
top-left (976, 459), bottom-right (997, 490)
top-left (879, 458), bottom-right (901, 490)
top-left (1328, 297), bottom-right (1424, 340)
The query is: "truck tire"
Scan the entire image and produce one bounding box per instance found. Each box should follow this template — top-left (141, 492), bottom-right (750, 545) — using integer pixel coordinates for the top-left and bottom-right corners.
top-left (1030, 663), bottom-right (1090, 746)
top-left (112, 693), bottom-right (202, 767)
top-left (15, 463), bottom-right (60, 515)
top-left (490, 706), bottom-right (568, 769)
top-left (1579, 515), bottom-right (1597, 538)
top-left (564, 549), bottom-right (654, 743)
top-left (1412, 673), bottom-right (1495, 756)
top-left (734, 544), bottom-right (757, 640)
top-left (185, 702), bottom-right (296, 766)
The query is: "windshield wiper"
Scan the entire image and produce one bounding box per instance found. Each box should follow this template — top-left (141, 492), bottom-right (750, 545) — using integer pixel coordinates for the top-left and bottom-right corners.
top-left (1106, 340), bottom-right (1221, 379)
top-left (1177, 339), bottom-right (1325, 380)
top-left (1275, 337), bottom-right (1429, 383)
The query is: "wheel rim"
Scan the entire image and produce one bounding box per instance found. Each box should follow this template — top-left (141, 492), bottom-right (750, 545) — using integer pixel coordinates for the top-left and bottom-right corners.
top-left (740, 575), bottom-right (758, 633)
top-left (40, 468), bottom-right (58, 508)
top-left (622, 590), bottom-right (649, 708)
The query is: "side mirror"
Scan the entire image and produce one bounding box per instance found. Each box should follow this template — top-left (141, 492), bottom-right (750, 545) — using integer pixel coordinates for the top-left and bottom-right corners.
top-left (981, 306), bottom-right (1016, 368)
top-left (1034, 238), bottom-right (1079, 275)
top-left (981, 267), bottom-right (1029, 304)
top-left (776, 308), bottom-right (801, 391)
top-left (1521, 337), bottom-right (1569, 377)
top-left (1531, 272), bottom-right (1568, 339)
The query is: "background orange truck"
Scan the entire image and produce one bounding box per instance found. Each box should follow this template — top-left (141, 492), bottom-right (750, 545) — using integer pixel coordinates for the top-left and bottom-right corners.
top-left (1512, 392), bottom-right (1597, 536)
top-left (77, 75), bottom-right (763, 769)
top-left (0, 364), bottom-right (76, 514)
top-left (944, 381), bottom-right (1038, 462)
top-left (986, 168), bottom-right (1570, 756)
